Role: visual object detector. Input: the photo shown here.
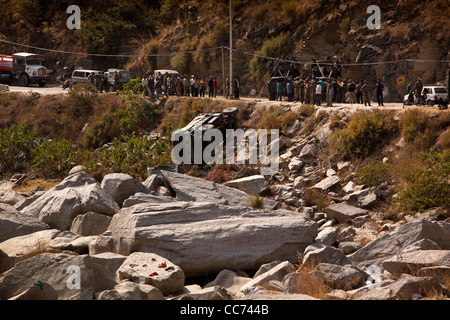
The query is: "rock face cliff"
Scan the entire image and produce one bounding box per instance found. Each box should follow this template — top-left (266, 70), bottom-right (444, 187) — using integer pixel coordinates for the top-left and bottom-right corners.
top-left (150, 0), bottom-right (449, 101)
top-left (0, 1), bottom-right (448, 101)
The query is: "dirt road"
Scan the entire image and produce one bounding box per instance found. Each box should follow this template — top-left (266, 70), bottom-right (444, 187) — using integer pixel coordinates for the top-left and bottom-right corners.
top-left (5, 85), bottom-right (447, 112)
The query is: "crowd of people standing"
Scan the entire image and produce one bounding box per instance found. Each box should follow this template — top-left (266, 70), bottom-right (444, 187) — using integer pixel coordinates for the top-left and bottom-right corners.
top-left (276, 76), bottom-right (386, 107)
top-left (141, 71), bottom-right (241, 100)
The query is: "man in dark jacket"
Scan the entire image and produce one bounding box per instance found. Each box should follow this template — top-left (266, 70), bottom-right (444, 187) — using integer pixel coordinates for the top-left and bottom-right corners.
top-left (234, 77), bottom-right (240, 99)
top-left (208, 76), bottom-right (214, 97)
top-left (376, 79), bottom-right (384, 106)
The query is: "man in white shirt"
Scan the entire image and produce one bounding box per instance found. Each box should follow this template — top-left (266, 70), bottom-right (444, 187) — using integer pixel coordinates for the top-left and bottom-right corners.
top-left (316, 82), bottom-right (322, 106)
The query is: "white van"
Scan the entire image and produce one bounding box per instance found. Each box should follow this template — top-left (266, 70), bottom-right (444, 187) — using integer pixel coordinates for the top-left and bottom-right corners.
top-left (404, 85), bottom-right (448, 106)
top-left (154, 69), bottom-right (179, 78)
top-left (71, 69), bottom-right (101, 85)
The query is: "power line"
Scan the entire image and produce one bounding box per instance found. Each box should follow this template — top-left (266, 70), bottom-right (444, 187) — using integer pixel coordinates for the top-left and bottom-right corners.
top-left (1, 38), bottom-right (449, 67)
top-left (0, 38), bottom-right (222, 58)
top-left (223, 46), bottom-right (450, 66)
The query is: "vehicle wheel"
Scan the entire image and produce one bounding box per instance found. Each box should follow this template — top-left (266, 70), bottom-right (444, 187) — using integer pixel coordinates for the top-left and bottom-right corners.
top-left (19, 74), bottom-right (29, 87)
top-left (427, 100), bottom-right (434, 106)
top-left (222, 107), bottom-right (238, 116)
top-left (109, 84), bottom-right (115, 92)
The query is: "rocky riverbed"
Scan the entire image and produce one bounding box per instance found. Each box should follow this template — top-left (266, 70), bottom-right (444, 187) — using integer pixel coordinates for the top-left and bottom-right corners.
top-left (0, 105), bottom-right (449, 300)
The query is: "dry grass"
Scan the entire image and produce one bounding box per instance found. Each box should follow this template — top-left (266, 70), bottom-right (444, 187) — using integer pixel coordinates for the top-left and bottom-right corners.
top-left (205, 164), bottom-right (236, 183)
top-left (304, 188), bottom-right (330, 210)
top-left (13, 179), bottom-right (59, 193)
top-left (292, 261), bottom-right (331, 299)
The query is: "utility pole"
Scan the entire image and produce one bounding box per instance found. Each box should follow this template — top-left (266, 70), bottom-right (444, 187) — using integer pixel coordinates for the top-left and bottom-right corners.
top-left (229, 0), bottom-right (233, 99)
top-left (221, 46), bottom-right (225, 97)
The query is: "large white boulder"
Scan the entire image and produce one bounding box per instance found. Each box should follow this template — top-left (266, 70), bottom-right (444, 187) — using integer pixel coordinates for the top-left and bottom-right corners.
top-left (160, 170), bottom-right (250, 206)
top-left (116, 252), bottom-right (184, 296)
top-left (109, 201), bottom-right (317, 277)
top-left (101, 173), bottom-right (150, 207)
top-left (224, 175), bottom-right (268, 196)
top-left (0, 252), bottom-right (126, 300)
top-left (21, 172), bottom-right (119, 231)
top-left (0, 203), bottom-right (49, 243)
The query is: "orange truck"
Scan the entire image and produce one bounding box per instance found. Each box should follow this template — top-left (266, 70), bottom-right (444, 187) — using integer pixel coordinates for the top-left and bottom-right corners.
top-left (0, 52), bottom-right (48, 86)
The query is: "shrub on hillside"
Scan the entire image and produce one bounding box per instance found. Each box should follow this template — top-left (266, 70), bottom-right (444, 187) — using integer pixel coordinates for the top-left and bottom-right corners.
top-left (120, 78), bottom-right (146, 95)
top-left (398, 109), bottom-right (427, 145)
top-left (250, 32), bottom-right (294, 78)
top-left (66, 83), bottom-right (99, 118)
top-left (330, 110), bottom-right (395, 158)
top-left (31, 139), bottom-right (79, 178)
top-left (0, 125), bottom-right (37, 173)
top-left (356, 160), bottom-right (392, 187)
top-left (395, 150), bottom-right (450, 215)
top-left (80, 109), bottom-right (120, 150)
top-left (99, 136), bottom-right (172, 180)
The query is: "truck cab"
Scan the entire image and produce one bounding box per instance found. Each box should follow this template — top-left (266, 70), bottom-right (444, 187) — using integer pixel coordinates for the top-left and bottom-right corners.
top-left (12, 53), bottom-right (48, 86)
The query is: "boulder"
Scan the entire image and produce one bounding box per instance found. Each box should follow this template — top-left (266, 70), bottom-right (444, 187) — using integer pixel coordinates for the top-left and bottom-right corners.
top-left (302, 244), bottom-right (351, 267)
top-left (344, 187), bottom-right (378, 208)
top-left (9, 281), bottom-right (58, 300)
top-left (0, 252), bottom-right (125, 300)
top-left (14, 191), bottom-right (45, 211)
top-left (382, 250), bottom-right (450, 277)
top-left (349, 220), bottom-right (450, 269)
top-left (0, 190), bottom-right (25, 206)
top-left (68, 165), bottom-right (84, 175)
top-left (350, 274), bottom-right (445, 300)
top-left (224, 175), bottom-right (268, 196)
top-left (21, 172), bottom-right (119, 231)
top-left (204, 269), bottom-right (251, 297)
top-left (238, 291), bottom-right (319, 300)
top-left (88, 233), bottom-right (114, 255)
top-left (317, 263), bottom-right (366, 290)
top-left (315, 226), bottom-right (338, 246)
top-left (298, 142), bottom-right (317, 161)
top-left (417, 266), bottom-right (450, 284)
top-left (116, 252), bottom-right (185, 296)
top-left (160, 170), bottom-right (250, 206)
top-left (311, 175), bottom-right (341, 191)
top-left (325, 203), bottom-right (369, 224)
top-left (285, 119), bottom-right (301, 137)
top-left (109, 201), bottom-right (317, 277)
top-left (0, 248), bottom-right (12, 274)
top-left (173, 286), bottom-right (232, 300)
top-left (287, 140), bottom-right (308, 156)
top-left (339, 242), bottom-right (362, 255)
top-left (0, 203), bottom-right (49, 243)
top-left (253, 260), bottom-right (282, 278)
top-left (101, 173), bottom-right (150, 207)
top-left (142, 174), bottom-right (165, 192)
top-left (122, 192), bottom-right (178, 207)
top-left (112, 281), bottom-right (165, 300)
top-left (0, 229), bottom-right (61, 269)
top-left (236, 261), bottom-right (295, 298)
top-left (288, 158), bottom-right (303, 171)
top-left (283, 271), bottom-right (328, 295)
top-left (403, 239), bottom-right (441, 252)
top-left (70, 212), bottom-right (112, 236)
